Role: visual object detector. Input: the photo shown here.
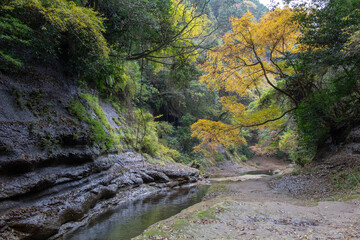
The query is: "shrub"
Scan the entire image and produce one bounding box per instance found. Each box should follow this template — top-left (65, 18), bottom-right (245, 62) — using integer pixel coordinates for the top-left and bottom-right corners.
top-left (156, 121), bottom-right (174, 138)
top-left (215, 153), bottom-right (225, 162)
top-left (141, 135), bottom-right (158, 156)
top-left (279, 130), bottom-right (298, 160)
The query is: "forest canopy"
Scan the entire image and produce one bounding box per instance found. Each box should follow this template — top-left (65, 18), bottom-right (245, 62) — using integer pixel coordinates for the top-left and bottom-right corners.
top-left (1, 0), bottom-right (359, 167)
top-left (191, 0), bottom-right (360, 164)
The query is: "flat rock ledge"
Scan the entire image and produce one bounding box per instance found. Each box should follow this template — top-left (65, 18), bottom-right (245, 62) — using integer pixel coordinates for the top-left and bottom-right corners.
top-left (0, 152), bottom-right (200, 240)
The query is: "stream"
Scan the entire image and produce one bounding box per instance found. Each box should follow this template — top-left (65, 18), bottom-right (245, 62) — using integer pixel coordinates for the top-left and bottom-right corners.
top-left (65, 185), bottom-right (209, 240)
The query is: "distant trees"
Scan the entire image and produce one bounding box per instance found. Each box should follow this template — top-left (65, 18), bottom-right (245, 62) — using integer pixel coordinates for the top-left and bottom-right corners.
top-left (205, 0), bottom-right (268, 33)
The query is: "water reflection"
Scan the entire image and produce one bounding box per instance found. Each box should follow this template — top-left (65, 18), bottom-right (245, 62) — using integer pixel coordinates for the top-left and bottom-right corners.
top-left (67, 185), bottom-right (209, 240)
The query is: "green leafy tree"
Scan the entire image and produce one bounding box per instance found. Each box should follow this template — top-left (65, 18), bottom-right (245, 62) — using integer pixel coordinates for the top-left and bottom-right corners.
top-left (0, 0), bottom-right (108, 72)
top-left (287, 0), bottom-right (360, 150)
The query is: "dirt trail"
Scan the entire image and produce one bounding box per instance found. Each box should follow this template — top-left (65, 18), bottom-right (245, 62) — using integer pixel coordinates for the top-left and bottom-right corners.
top-left (134, 162), bottom-right (360, 240)
top-left (208, 156), bottom-right (290, 178)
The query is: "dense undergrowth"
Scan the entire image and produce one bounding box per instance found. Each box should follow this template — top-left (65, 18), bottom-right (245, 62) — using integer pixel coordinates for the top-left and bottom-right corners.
top-left (0, 0), bottom-right (266, 169)
top-left (1, 0), bottom-right (359, 173)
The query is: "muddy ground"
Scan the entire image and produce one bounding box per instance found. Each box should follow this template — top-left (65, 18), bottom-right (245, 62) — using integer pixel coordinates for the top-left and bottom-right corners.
top-left (133, 158), bottom-right (360, 240)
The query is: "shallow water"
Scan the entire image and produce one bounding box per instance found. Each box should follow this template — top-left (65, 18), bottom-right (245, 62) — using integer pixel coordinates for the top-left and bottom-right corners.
top-left (66, 185), bottom-right (209, 240)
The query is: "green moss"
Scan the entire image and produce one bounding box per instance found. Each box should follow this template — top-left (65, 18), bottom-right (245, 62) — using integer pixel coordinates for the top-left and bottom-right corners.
top-left (143, 228), bottom-right (167, 237)
top-left (37, 131), bottom-right (60, 153)
top-left (110, 131), bottom-right (123, 152)
top-left (172, 219), bottom-right (189, 230)
top-left (68, 100), bottom-right (88, 122)
top-left (157, 144), bottom-right (179, 163)
top-left (68, 99), bottom-right (113, 151)
top-left (240, 154), bottom-right (247, 162)
top-left (112, 117), bottom-right (122, 126)
top-left (12, 88), bottom-right (50, 116)
top-left (90, 119), bottom-right (113, 151)
top-left (121, 127), bottom-right (136, 149)
top-left (195, 210), bottom-right (216, 219)
top-left (0, 15), bottom-right (32, 72)
top-left (81, 93), bottom-right (112, 131)
top-left (207, 183), bottom-right (229, 194)
top-left (194, 206), bottom-right (224, 220)
top-left (80, 93), bottom-right (126, 151)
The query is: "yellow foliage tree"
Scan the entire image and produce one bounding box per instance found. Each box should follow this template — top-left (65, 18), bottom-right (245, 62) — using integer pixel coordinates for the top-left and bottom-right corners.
top-left (191, 8), bottom-right (300, 153)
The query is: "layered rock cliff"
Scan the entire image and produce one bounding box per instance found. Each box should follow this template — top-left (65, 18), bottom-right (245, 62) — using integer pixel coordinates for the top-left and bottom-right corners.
top-left (0, 69), bottom-right (200, 239)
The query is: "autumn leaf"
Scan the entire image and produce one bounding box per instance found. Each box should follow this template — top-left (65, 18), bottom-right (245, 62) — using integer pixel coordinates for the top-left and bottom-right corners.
top-left (192, 8), bottom-right (299, 152)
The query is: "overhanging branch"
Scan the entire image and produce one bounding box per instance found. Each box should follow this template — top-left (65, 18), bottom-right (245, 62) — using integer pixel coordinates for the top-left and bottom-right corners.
top-left (226, 107), bottom-right (297, 131)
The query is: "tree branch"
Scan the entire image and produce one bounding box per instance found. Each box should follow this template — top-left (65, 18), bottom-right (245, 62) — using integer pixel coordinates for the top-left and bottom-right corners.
top-left (226, 107), bottom-right (297, 131)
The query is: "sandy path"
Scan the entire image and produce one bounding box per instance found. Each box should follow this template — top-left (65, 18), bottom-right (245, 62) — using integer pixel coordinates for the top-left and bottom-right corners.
top-left (133, 176), bottom-right (360, 240)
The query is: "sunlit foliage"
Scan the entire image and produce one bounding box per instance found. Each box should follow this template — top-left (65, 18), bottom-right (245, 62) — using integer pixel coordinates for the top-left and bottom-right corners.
top-left (0, 0), bottom-right (108, 72)
top-left (192, 8), bottom-right (299, 152)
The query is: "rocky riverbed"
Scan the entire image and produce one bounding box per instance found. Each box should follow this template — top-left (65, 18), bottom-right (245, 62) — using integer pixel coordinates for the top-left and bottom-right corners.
top-left (134, 129), bottom-right (360, 240)
top-left (0, 152), bottom-right (200, 240)
top-left (134, 175), bottom-right (360, 240)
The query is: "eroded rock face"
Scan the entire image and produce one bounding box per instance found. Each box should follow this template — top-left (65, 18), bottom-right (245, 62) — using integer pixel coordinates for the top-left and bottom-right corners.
top-left (0, 70), bottom-right (200, 239)
top-left (0, 153), bottom-right (200, 240)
